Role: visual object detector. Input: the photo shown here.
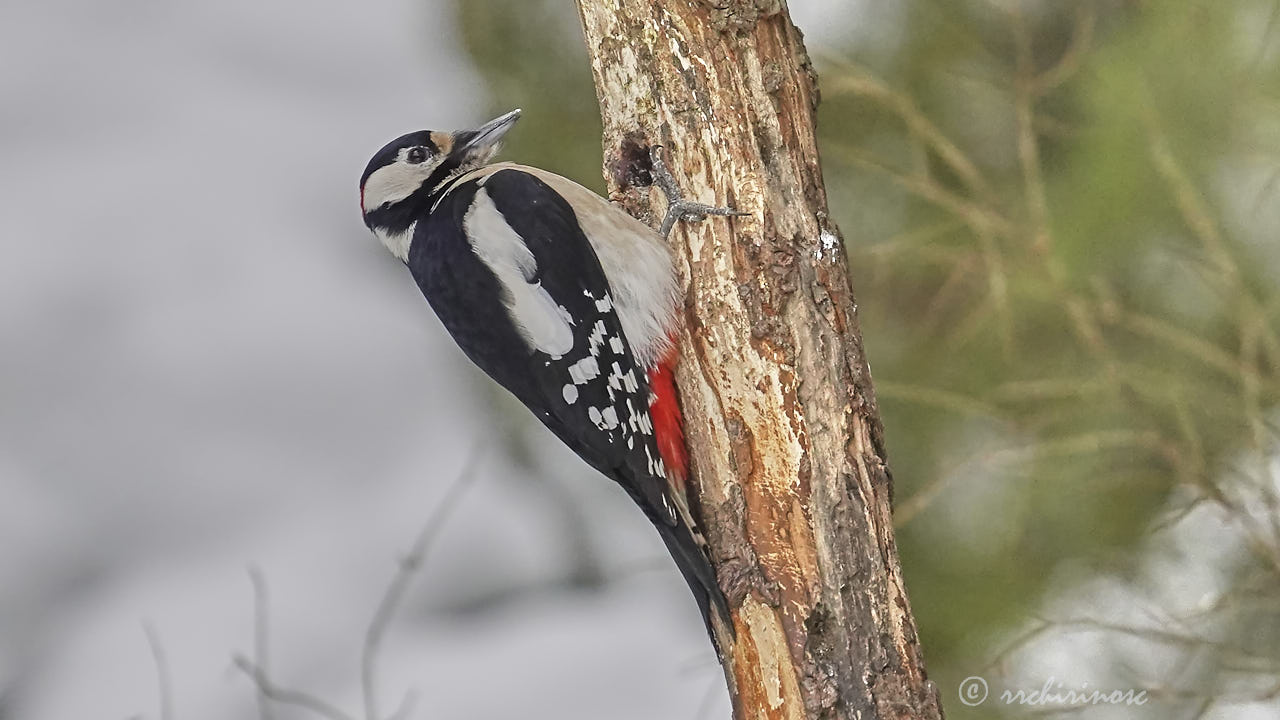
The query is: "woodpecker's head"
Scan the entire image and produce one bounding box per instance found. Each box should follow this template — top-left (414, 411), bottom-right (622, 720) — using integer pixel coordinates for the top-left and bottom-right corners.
top-left (360, 109), bottom-right (521, 259)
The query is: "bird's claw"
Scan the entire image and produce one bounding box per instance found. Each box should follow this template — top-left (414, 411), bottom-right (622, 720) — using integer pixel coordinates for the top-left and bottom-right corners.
top-left (649, 145), bottom-right (748, 238)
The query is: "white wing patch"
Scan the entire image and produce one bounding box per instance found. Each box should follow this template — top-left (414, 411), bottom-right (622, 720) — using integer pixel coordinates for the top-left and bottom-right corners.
top-left (464, 189), bottom-right (575, 357)
top-left (458, 163), bottom-right (682, 370)
top-left (519, 167), bottom-right (681, 369)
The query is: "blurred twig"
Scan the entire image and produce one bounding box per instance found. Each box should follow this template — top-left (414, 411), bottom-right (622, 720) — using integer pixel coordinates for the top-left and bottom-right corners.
top-left (875, 380), bottom-right (1004, 420)
top-left (821, 56), bottom-right (994, 200)
top-left (975, 224), bottom-right (1014, 357)
top-left (142, 622), bottom-right (174, 720)
top-left (917, 251), bottom-right (981, 336)
top-left (1144, 105), bottom-right (1236, 283)
top-left (1030, 3), bottom-right (1097, 95)
top-left (248, 567), bottom-right (275, 720)
top-left (232, 656), bottom-right (355, 720)
top-left (234, 449), bottom-right (483, 720)
top-left (848, 221), bottom-right (966, 264)
top-left (823, 144), bottom-right (1017, 238)
top-left (992, 376), bottom-right (1110, 402)
top-left (896, 429), bottom-right (1163, 526)
top-left (1113, 308), bottom-right (1273, 389)
top-left (362, 449), bottom-right (482, 720)
top-left (1011, 3), bottom-right (1052, 256)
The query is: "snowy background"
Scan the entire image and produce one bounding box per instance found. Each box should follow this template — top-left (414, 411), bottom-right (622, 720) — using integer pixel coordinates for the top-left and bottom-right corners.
top-left (0, 1), bottom-right (855, 718)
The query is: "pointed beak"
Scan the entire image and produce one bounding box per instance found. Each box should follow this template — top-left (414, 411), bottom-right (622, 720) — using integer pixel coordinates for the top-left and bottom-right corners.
top-left (459, 108), bottom-right (521, 154)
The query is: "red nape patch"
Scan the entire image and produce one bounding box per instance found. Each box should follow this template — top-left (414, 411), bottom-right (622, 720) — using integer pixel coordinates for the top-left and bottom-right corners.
top-left (647, 347), bottom-right (689, 492)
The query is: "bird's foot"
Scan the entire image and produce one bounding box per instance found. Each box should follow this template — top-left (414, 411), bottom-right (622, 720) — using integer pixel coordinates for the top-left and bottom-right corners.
top-left (650, 146), bottom-right (748, 238)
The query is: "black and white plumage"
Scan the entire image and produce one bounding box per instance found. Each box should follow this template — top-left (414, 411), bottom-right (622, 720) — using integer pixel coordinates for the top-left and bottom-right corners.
top-left (358, 110), bottom-right (730, 636)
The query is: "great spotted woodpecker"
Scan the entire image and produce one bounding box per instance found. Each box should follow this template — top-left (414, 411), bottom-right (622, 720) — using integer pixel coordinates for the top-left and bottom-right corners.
top-left (359, 109), bottom-right (740, 635)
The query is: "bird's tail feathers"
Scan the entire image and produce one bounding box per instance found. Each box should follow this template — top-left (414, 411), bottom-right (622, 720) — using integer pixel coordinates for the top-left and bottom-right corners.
top-left (655, 519), bottom-right (734, 653)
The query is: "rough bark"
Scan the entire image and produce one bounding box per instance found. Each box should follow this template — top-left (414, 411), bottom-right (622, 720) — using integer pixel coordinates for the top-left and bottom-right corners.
top-left (571, 2), bottom-right (945, 720)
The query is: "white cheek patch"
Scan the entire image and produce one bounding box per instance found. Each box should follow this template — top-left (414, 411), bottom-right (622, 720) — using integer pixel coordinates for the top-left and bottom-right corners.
top-left (375, 221), bottom-right (416, 263)
top-left (362, 161), bottom-right (435, 212)
top-left (464, 189), bottom-right (575, 357)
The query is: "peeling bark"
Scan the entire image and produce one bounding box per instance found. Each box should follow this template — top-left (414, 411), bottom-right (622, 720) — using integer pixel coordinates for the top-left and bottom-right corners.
top-left (572, 2), bottom-right (944, 719)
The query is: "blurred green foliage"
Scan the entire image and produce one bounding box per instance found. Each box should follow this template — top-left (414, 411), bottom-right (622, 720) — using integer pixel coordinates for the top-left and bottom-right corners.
top-left (454, 0), bottom-right (604, 191)
top-left (454, 0), bottom-right (1280, 716)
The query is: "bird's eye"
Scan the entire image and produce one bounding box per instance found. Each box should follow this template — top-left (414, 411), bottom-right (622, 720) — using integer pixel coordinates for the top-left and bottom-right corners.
top-left (406, 147), bottom-right (427, 164)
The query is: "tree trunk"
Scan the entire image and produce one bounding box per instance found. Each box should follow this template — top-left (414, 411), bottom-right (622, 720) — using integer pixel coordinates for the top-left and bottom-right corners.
top-left (571, 2), bottom-right (945, 719)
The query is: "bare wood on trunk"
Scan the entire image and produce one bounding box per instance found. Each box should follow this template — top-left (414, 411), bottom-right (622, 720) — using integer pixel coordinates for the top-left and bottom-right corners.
top-left (571, 2), bottom-right (946, 719)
